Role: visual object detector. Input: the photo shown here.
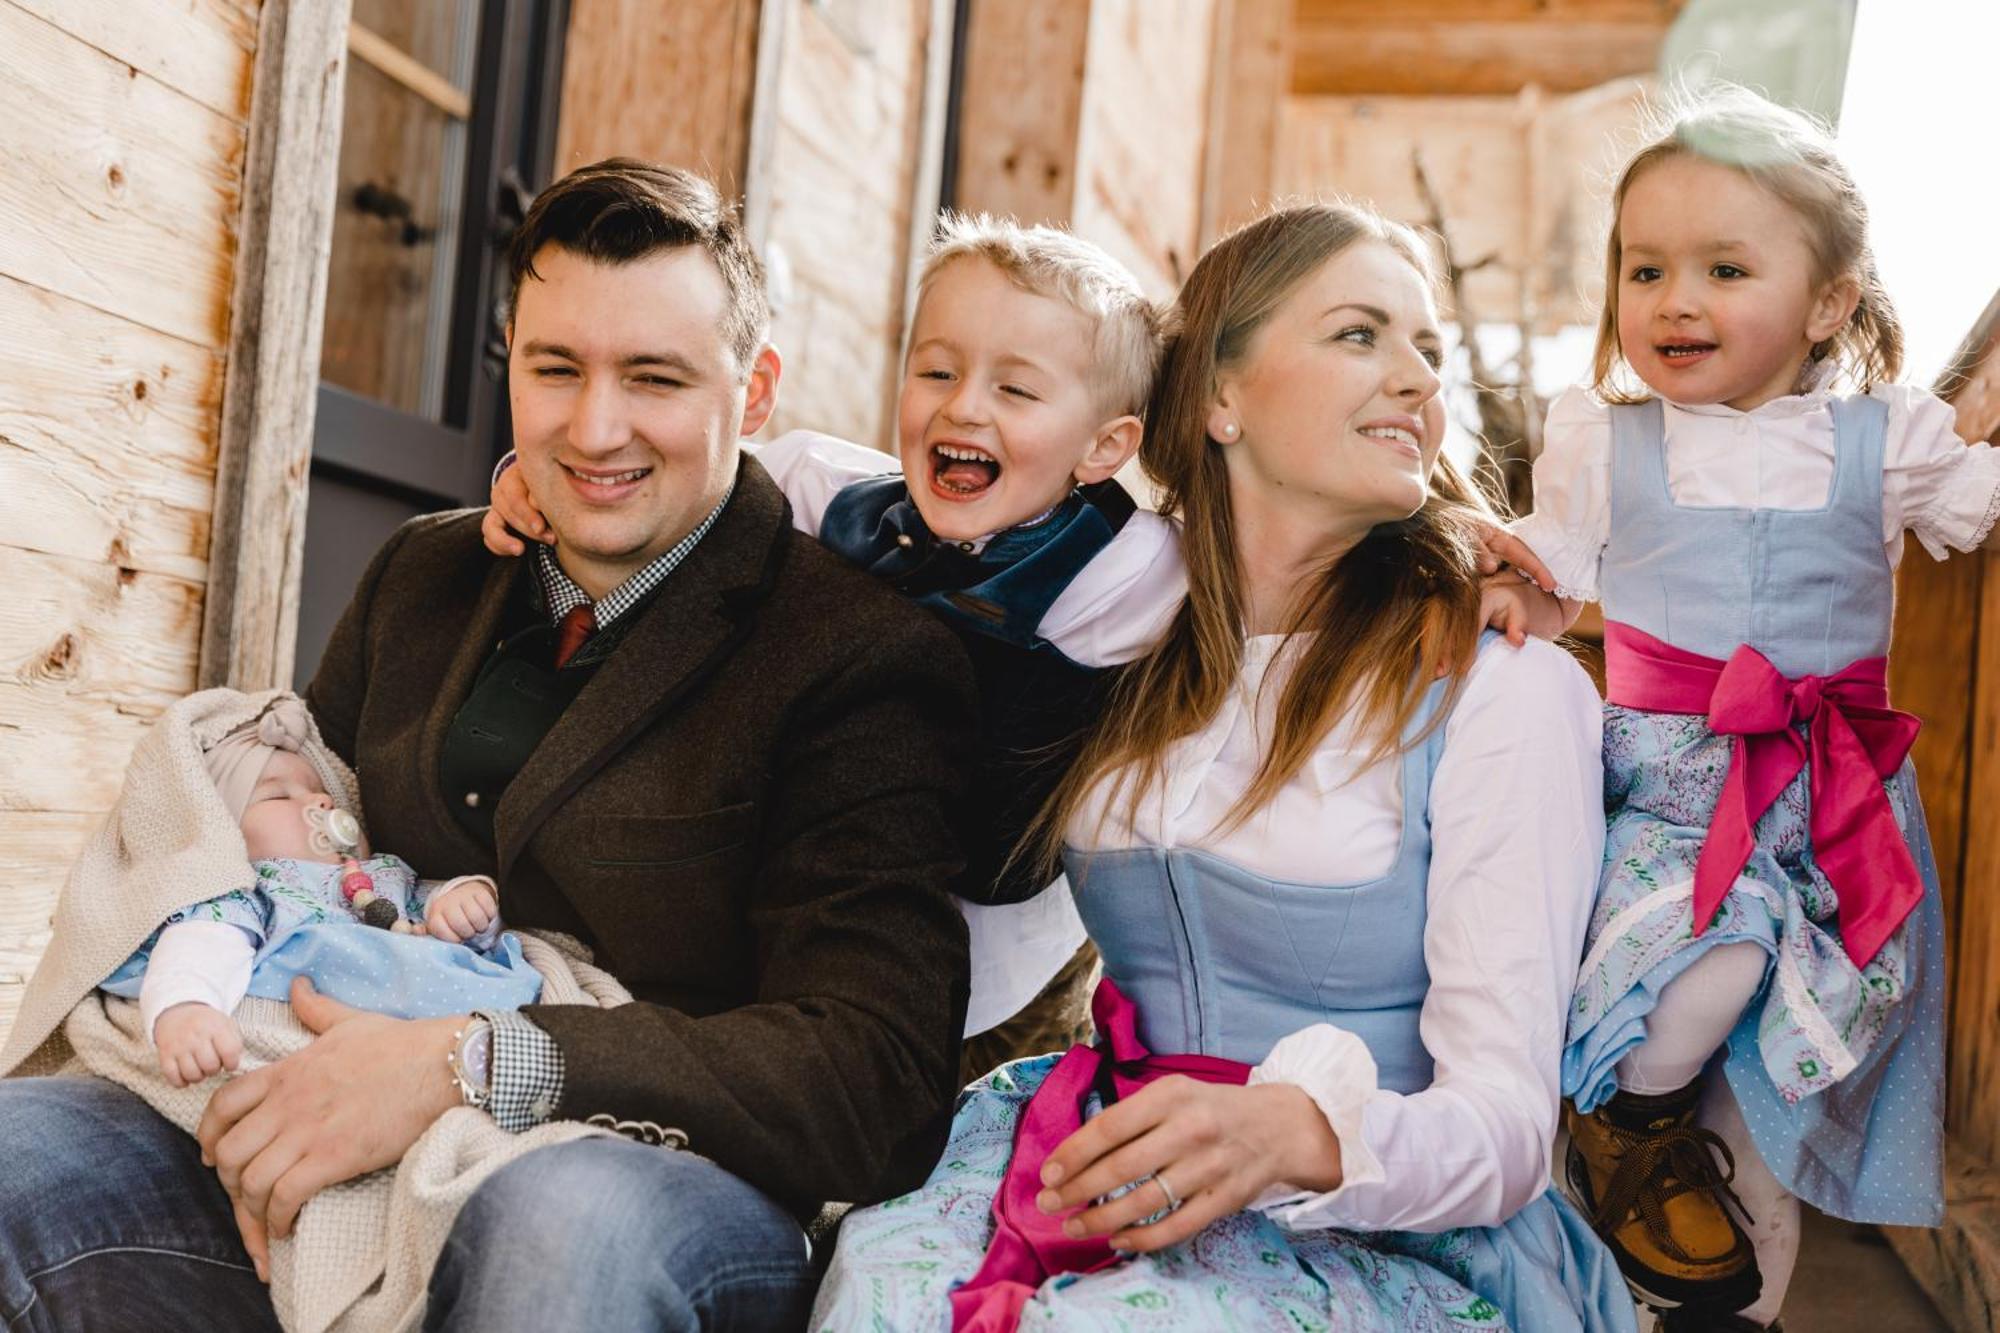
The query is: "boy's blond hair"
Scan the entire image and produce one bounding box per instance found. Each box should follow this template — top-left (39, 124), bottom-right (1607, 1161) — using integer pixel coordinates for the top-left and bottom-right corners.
top-left (916, 212), bottom-right (1164, 419)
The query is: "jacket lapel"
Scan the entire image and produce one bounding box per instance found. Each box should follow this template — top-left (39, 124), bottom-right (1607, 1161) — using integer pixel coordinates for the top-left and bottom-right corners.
top-left (493, 458), bottom-right (791, 879)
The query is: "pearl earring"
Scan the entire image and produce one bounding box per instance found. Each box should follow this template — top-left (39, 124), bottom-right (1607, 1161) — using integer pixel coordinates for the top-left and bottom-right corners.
top-left (1220, 422), bottom-right (1239, 439)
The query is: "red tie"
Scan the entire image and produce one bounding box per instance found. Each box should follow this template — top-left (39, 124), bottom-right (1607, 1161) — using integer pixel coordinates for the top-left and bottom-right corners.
top-left (553, 604), bottom-right (597, 669)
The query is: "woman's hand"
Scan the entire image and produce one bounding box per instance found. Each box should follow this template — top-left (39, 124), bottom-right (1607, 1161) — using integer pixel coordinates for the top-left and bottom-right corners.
top-left (1034, 1077), bottom-right (1341, 1254)
top-left (154, 1001), bottom-right (244, 1088)
top-left (480, 457), bottom-right (551, 557)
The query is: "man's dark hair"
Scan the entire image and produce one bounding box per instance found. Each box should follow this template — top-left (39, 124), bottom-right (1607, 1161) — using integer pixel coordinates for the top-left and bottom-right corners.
top-left (506, 158), bottom-right (770, 375)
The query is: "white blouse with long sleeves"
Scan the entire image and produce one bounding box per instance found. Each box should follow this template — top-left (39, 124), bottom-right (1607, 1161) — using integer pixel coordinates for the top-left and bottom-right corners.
top-left (1067, 634), bottom-right (1607, 1232)
top-left (1507, 381), bottom-right (2000, 603)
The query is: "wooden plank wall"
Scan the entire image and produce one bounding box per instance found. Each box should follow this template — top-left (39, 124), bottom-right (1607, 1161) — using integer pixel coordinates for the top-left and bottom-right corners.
top-left (953, 0), bottom-right (1218, 301)
top-left (0, 0), bottom-right (258, 1042)
top-left (754, 0), bottom-right (941, 448)
top-left (554, 0), bottom-right (762, 197)
top-left (1273, 80), bottom-right (1646, 332)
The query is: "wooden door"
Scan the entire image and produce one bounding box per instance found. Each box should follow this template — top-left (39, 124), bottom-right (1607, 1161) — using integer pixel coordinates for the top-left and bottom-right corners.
top-left (294, 0), bottom-right (566, 689)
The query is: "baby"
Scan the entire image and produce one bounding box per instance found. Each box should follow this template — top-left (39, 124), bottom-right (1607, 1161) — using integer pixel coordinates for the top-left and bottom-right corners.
top-left (100, 700), bottom-right (529, 1087)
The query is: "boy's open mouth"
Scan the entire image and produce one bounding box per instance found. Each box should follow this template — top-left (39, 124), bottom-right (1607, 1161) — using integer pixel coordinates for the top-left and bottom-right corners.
top-left (930, 442), bottom-right (1002, 497)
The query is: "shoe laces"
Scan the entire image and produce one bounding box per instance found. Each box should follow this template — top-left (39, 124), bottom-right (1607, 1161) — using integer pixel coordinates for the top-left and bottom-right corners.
top-left (1591, 1119), bottom-right (1753, 1265)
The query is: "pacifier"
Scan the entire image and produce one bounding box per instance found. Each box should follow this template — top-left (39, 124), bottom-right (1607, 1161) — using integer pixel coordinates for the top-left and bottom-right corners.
top-left (303, 805), bottom-right (364, 859)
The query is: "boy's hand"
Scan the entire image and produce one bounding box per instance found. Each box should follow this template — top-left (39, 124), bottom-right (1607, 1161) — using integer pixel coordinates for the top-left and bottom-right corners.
top-left (426, 877), bottom-right (499, 944)
top-left (155, 1002), bottom-right (244, 1088)
top-left (1470, 521), bottom-right (1557, 593)
top-left (481, 459), bottom-right (550, 557)
top-left (1480, 572), bottom-right (1567, 646)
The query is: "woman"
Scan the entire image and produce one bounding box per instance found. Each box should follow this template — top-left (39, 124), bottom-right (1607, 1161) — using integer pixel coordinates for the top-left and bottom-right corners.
top-left (813, 203), bottom-right (1636, 1331)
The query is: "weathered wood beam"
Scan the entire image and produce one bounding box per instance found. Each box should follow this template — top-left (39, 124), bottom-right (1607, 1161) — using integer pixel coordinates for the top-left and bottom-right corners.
top-left (556, 0), bottom-right (762, 198)
top-left (1290, 19), bottom-right (1671, 95)
top-left (198, 0), bottom-right (352, 691)
top-left (1201, 0), bottom-right (1294, 247)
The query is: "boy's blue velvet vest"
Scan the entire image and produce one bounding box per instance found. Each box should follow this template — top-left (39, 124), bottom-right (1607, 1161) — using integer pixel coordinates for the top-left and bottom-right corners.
top-left (818, 476), bottom-right (1138, 903)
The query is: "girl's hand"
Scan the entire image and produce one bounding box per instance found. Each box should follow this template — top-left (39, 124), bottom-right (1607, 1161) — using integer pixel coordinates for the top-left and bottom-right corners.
top-left (154, 1001), bottom-right (244, 1088)
top-left (425, 878), bottom-right (499, 944)
top-left (481, 458), bottom-right (551, 557)
top-left (1034, 1077), bottom-right (1341, 1254)
top-left (1480, 572), bottom-right (1566, 646)
top-left (1470, 522), bottom-right (1557, 593)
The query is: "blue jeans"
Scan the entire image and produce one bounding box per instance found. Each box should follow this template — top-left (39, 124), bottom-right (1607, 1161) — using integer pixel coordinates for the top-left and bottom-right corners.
top-left (0, 1077), bottom-right (813, 1332)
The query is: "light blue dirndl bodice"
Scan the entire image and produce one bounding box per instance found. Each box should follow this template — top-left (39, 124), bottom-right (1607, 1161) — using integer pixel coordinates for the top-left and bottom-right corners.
top-left (1064, 686), bottom-right (1445, 1088)
top-left (1600, 396), bottom-right (1893, 677)
top-left (1565, 394), bottom-right (1945, 1226)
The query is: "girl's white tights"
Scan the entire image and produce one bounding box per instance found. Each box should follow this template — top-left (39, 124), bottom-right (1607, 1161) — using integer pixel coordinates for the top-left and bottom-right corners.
top-left (1614, 940), bottom-right (1797, 1327)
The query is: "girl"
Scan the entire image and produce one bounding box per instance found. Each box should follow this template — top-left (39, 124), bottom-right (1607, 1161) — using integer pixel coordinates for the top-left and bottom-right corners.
top-left (1493, 86), bottom-right (2000, 1329)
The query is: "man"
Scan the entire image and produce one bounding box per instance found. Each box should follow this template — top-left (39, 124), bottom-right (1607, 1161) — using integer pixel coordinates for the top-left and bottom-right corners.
top-left (0, 160), bottom-right (974, 1331)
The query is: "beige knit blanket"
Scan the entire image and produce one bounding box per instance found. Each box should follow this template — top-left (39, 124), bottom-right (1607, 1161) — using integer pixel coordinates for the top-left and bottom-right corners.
top-left (1, 688), bottom-right (635, 1333)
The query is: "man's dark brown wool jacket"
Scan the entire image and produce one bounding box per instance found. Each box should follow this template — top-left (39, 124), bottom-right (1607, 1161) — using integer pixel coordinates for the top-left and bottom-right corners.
top-left (304, 456), bottom-right (976, 1217)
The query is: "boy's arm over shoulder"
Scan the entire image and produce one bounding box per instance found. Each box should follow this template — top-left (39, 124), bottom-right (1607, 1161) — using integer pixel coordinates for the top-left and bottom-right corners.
top-left (748, 429), bottom-right (901, 536)
top-left (1037, 510), bottom-right (1187, 667)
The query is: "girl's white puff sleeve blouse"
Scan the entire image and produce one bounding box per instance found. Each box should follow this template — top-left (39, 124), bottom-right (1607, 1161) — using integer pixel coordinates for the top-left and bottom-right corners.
top-left (1507, 382), bottom-right (2000, 604)
top-left (1069, 635), bottom-right (1606, 1233)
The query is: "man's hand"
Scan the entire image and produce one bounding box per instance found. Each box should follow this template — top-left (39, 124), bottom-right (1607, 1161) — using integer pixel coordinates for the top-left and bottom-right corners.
top-left (154, 1001), bottom-right (244, 1088)
top-left (197, 977), bottom-right (465, 1269)
top-left (425, 877), bottom-right (499, 944)
top-left (1033, 1078), bottom-right (1340, 1254)
top-left (481, 458), bottom-right (550, 557)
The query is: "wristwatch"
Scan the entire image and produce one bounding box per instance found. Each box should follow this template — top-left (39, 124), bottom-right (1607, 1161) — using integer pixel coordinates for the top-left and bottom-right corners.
top-left (447, 1014), bottom-right (494, 1110)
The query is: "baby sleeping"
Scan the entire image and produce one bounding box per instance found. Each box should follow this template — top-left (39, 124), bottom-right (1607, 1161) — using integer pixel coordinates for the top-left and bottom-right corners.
top-left (97, 699), bottom-right (541, 1086)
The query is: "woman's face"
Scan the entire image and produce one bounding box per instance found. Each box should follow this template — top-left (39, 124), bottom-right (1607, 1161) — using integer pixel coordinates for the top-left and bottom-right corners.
top-left (1210, 241), bottom-right (1447, 531)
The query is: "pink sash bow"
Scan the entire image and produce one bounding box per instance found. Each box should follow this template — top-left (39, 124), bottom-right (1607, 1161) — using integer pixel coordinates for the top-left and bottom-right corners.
top-left (948, 979), bottom-right (1250, 1332)
top-left (1602, 622), bottom-right (1921, 967)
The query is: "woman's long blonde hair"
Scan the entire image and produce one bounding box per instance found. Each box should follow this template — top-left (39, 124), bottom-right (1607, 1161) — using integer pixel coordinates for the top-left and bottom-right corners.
top-left (1028, 202), bottom-right (1497, 870)
top-left (1592, 84), bottom-right (1903, 402)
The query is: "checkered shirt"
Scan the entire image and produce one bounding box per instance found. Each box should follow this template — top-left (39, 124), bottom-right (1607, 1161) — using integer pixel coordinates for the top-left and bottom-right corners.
top-left (532, 479), bottom-right (736, 630)
top-left (484, 481), bottom-right (734, 1130)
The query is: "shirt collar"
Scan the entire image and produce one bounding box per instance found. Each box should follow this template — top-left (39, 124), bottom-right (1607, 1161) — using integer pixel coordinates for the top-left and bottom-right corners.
top-left (533, 479), bottom-right (736, 629)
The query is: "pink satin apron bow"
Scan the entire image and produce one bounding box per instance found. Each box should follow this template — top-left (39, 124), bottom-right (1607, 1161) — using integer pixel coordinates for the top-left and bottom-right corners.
top-left (949, 978), bottom-right (1250, 1332)
top-left (1603, 622), bottom-right (1921, 967)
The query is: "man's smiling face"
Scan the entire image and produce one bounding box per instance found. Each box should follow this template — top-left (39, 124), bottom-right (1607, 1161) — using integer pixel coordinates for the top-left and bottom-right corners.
top-left (507, 244), bottom-right (775, 598)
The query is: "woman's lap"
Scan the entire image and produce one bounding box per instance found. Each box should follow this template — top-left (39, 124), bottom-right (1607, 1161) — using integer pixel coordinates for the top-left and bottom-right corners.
top-left (814, 1057), bottom-right (1627, 1333)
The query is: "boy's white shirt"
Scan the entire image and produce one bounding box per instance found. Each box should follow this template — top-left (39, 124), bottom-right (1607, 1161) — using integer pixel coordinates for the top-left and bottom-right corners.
top-left (749, 429), bottom-right (1187, 1033)
top-left (138, 875), bottom-right (502, 1044)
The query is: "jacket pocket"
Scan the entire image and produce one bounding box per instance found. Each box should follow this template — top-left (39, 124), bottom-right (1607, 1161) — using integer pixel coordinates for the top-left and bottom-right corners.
top-left (577, 804), bottom-right (755, 870)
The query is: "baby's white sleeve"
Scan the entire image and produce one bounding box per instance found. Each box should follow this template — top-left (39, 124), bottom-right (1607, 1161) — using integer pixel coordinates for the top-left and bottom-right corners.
top-left (1878, 384), bottom-right (2000, 560)
top-left (139, 921), bottom-right (258, 1044)
top-left (1505, 386), bottom-right (1614, 602)
top-left (747, 430), bottom-right (900, 536)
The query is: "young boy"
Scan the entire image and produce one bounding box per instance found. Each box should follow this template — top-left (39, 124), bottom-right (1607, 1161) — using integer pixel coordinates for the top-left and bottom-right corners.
top-left (484, 215), bottom-right (1180, 1076)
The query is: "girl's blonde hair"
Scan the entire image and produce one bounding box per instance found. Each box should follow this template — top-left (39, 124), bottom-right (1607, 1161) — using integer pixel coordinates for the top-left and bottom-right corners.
top-left (1591, 84), bottom-right (1903, 401)
top-left (1027, 202), bottom-right (1496, 871)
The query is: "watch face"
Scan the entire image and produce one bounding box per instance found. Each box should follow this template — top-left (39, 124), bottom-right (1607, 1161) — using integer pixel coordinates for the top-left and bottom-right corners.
top-left (459, 1021), bottom-right (494, 1092)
